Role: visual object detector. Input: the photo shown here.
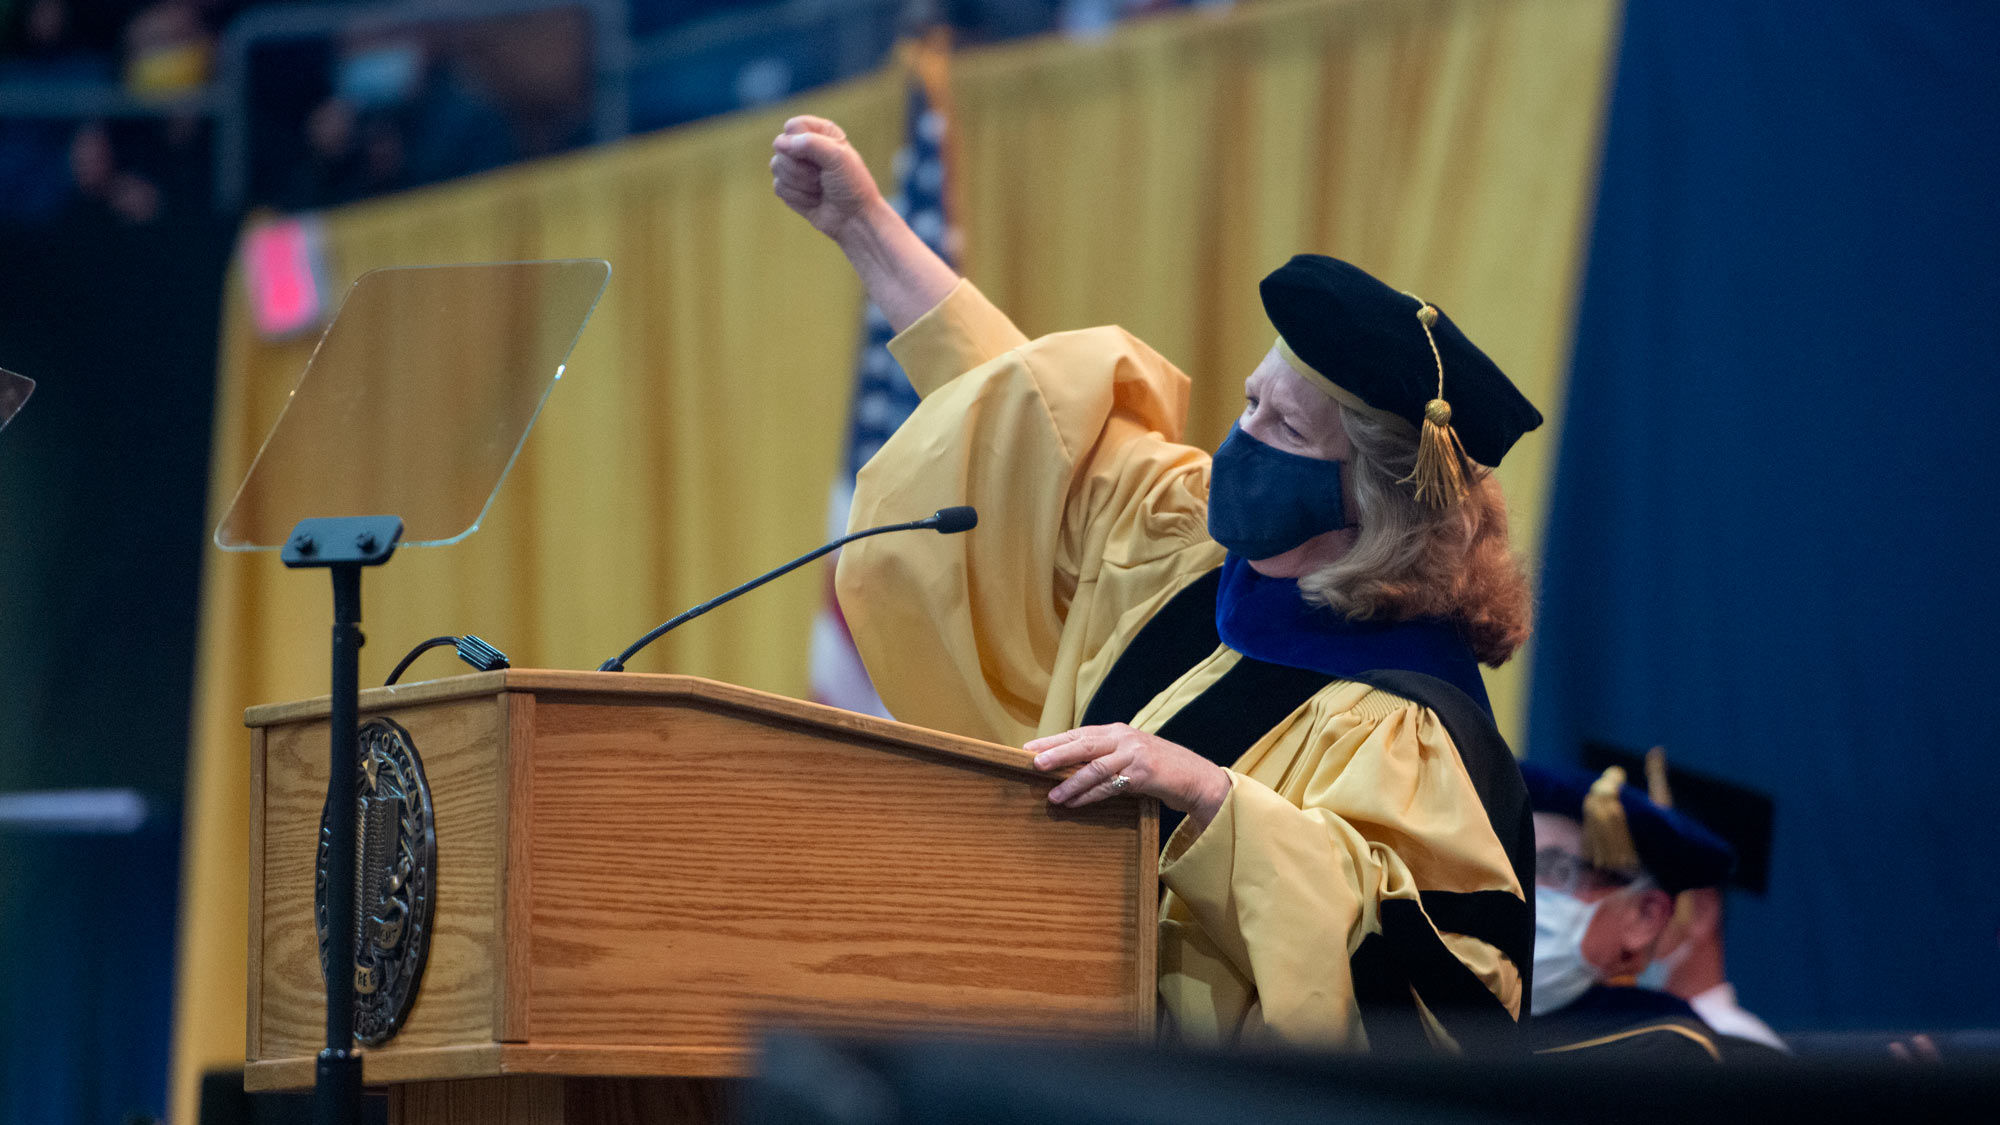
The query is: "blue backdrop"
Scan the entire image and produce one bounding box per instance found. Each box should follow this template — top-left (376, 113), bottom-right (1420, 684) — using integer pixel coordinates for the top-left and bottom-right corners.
top-left (1531, 0), bottom-right (2000, 1028)
top-left (0, 821), bottom-right (179, 1122)
top-left (0, 204), bottom-right (227, 1120)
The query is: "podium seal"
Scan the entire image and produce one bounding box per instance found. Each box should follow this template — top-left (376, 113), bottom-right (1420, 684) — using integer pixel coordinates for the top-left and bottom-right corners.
top-left (315, 716), bottom-right (437, 1045)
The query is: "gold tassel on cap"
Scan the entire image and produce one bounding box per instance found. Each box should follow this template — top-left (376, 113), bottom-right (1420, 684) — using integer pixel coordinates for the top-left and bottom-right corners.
top-left (1582, 766), bottom-right (1642, 875)
top-left (1644, 746), bottom-right (1699, 930)
top-left (1399, 301), bottom-right (1475, 509)
top-left (1645, 746), bottom-right (1674, 808)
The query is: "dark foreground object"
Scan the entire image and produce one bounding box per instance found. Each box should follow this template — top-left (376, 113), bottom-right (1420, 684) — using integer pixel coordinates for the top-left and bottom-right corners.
top-left (197, 1070), bottom-right (385, 1125)
top-left (748, 1032), bottom-right (2000, 1125)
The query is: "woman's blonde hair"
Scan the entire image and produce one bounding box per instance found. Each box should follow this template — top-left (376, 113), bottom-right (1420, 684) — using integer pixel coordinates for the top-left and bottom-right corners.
top-left (1296, 404), bottom-right (1532, 667)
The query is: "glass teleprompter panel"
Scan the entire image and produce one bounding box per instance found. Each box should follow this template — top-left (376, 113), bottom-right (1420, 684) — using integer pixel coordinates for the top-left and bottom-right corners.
top-left (0, 369), bottom-right (32, 433)
top-left (216, 259), bottom-right (610, 550)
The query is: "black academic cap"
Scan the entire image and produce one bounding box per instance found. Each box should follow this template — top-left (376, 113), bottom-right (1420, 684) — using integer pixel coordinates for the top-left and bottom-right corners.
top-left (1582, 742), bottom-right (1777, 895)
top-left (1260, 254), bottom-right (1544, 471)
top-left (1522, 759), bottom-right (1737, 896)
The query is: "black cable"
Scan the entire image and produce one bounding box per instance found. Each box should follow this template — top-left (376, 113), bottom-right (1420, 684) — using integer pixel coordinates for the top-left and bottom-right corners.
top-left (385, 634), bottom-right (512, 685)
top-left (599, 506), bottom-right (977, 673)
top-left (386, 636), bottom-right (458, 686)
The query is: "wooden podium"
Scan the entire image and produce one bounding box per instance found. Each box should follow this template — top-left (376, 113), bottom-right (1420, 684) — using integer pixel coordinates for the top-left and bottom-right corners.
top-left (245, 670), bottom-right (1158, 1122)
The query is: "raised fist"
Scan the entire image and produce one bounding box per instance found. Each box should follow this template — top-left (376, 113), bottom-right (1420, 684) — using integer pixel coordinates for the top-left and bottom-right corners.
top-left (770, 115), bottom-right (884, 241)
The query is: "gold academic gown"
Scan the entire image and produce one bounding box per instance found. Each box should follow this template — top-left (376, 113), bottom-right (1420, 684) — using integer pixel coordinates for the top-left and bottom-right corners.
top-left (836, 280), bottom-right (1526, 1051)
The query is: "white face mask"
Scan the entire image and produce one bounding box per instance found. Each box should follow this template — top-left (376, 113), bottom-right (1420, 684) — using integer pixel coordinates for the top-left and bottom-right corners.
top-left (1636, 931), bottom-right (1693, 991)
top-left (1532, 886), bottom-right (1605, 1016)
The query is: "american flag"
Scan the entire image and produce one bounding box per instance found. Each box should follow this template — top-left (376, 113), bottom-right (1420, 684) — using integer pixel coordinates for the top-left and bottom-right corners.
top-left (810, 65), bottom-right (956, 716)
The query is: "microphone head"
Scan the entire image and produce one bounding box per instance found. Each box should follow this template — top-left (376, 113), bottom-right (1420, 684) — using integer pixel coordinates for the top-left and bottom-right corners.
top-left (930, 506), bottom-right (978, 534)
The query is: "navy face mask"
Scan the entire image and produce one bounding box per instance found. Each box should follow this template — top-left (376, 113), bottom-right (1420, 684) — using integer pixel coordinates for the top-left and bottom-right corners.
top-left (1207, 423), bottom-right (1351, 560)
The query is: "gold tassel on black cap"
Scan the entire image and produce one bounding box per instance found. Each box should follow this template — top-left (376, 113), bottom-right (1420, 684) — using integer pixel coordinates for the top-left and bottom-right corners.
top-left (1582, 766), bottom-right (1643, 875)
top-left (1646, 746), bottom-right (1699, 928)
top-left (1645, 746), bottom-right (1674, 808)
top-left (1401, 301), bottom-right (1475, 509)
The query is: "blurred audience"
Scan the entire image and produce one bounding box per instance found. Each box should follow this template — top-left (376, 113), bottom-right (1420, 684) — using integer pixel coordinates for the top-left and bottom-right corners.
top-left (286, 25), bottom-right (524, 206)
top-left (122, 0), bottom-right (217, 97)
top-left (2, 0), bottom-right (1229, 220)
top-left (2, 0), bottom-right (229, 224)
top-left (0, 0), bottom-right (235, 90)
top-left (4, 0), bottom-right (138, 73)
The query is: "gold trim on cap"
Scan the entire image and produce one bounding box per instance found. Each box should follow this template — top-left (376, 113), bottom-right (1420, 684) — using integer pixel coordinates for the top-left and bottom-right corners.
top-left (1273, 293), bottom-right (1478, 512)
top-left (1271, 337), bottom-right (1402, 423)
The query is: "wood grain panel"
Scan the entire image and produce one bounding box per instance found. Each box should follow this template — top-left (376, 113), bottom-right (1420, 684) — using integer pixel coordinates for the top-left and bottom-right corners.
top-left (247, 1043), bottom-right (747, 1091)
top-left (247, 1044), bottom-right (506, 1092)
top-left (249, 671), bottom-right (1048, 779)
top-left (248, 671), bottom-right (511, 727)
top-left (562, 1077), bottom-right (731, 1125)
top-left (255, 695), bottom-right (506, 1060)
top-left (247, 727), bottom-right (267, 1060)
top-left (525, 696), bottom-right (1148, 1056)
top-left (389, 1076), bottom-right (564, 1125)
top-left (382, 1076), bottom-right (728, 1125)
top-left (497, 1045), bottom-right (744, 1078)
top-left (1133, 802), bottom-right (1159, 1025)
top-left (496, 691), bottom-right (536, 1041)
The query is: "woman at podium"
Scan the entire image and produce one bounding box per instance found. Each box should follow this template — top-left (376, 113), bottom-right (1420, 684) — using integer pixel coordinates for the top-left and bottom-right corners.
top-left (773, 116), bottom-right (1541, 1052)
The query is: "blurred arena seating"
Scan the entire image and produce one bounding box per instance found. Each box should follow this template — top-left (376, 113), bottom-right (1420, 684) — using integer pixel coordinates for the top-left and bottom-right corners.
top-left (0, 0), bottom-right (1212, 221)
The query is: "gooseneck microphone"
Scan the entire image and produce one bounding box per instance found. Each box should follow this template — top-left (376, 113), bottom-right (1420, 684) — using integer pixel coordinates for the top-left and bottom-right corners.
top-left (597, 506), bottom-right (978, 672)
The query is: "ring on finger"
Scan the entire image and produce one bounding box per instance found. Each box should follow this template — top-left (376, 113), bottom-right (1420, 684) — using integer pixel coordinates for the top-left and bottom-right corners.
top-left (1108, 774), bottom-right (1131, 793)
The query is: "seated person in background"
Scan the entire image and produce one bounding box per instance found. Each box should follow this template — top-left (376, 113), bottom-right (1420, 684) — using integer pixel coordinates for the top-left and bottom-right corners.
top-left (1627, 747), bottom-right (1789, 1057)
top-left (1523, 761), bottom-right (1735, 1061)
top-left (1649, 884), bottom-right (1788, 1056)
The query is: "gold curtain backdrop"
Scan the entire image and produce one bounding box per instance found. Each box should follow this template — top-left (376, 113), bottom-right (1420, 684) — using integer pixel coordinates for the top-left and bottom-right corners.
top-left (170, 0), bottom-right (1617, 1116)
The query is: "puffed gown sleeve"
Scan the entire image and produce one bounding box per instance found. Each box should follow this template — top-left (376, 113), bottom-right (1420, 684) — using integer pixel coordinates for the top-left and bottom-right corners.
top-left (835, 279), bottom-right (1225, 746)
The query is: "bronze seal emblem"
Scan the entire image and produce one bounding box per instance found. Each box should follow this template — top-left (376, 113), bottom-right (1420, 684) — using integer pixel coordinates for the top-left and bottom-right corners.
top-left (315, 716), bottom-right (437, 1046)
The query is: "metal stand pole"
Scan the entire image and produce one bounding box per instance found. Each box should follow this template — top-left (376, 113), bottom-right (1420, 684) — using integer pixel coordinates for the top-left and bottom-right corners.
top-left (316, 561), bottom-right (363, 1125)
top-left (281, 515), bottom-right (402, 1125)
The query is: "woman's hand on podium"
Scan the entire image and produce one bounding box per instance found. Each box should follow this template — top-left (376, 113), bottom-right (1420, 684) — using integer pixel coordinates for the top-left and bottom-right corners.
top-left (770, 114), bottom-right (958, 334)
top-left (1030, 724), bottom-right (1235, 832)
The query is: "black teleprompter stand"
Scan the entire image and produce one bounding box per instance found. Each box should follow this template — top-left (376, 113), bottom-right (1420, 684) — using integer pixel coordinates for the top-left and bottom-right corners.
top-left (281, 513), bottom-right (404, 1125)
